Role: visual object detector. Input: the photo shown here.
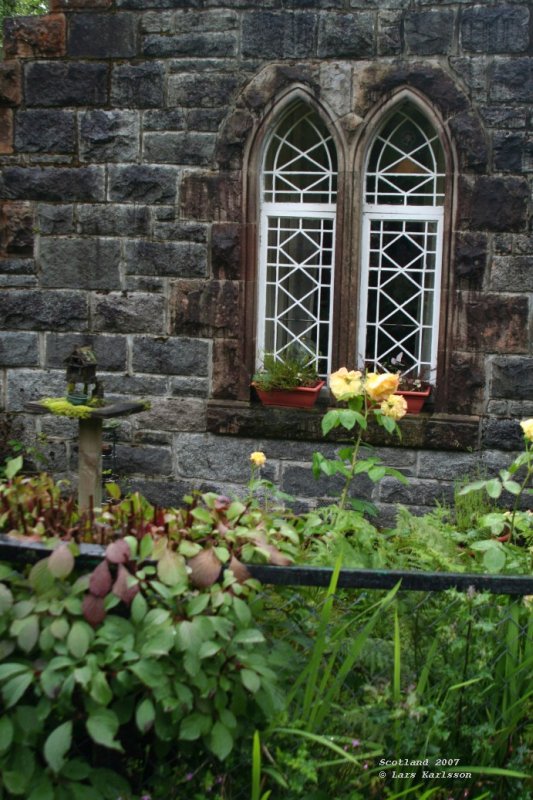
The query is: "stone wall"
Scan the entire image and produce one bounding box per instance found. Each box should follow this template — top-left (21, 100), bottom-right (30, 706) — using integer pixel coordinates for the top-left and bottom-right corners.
top-left (0, 0), bottom-right (532, 520)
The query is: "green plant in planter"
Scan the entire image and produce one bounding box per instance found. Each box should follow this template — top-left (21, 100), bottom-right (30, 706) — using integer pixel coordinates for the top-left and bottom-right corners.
top-left (252, 352), bottom-right (320, 391)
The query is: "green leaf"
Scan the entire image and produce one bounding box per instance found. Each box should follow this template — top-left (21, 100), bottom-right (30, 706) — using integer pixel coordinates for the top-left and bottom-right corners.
top-left (5, 455), bottom-right (23, 480)
top-left (0, 714), bottom-right (14, 753)
top-left (191, 506), bottom-right (214, 524)
top-left (139, 534), bottom-right (153, 560)
top-left (240, 669), bottom-right (261, 693)
top-left (89, 768), bottom-right (130, 800)
top-left (44, 721), bottom-right (72, 774)
top-left (338, 409), bottom-right (358, 430)
top-left (86, 709), bottom-right (123, 752)
top-left (60, 759), bottom-right (91, 780)
top-left (179, 712), bottom-right (211, 741)
top-left (90, 671), bottom-right (113, 706)
top-left (483, 546), bottom-right (507, 573)
top-left (321, 410), bottom-right (340, 436)
top-left (28, 560), bottom-right (55, 594)
top-left (0, 582), bottom-right (13, 613)
top-left (186, 593), bottom-right (210, 617)
top-left (2, 672), bottom-right (33, 708)
top-left (129, 659), bottom-right (166, 688)
top-left (178, 539), bottom-right (202, 558)
top-left (233, 629), bottom-right (265, 645)
top-left (27, 775), bottom-right (54, 800)
top-left (232, 596), bottom-right (252, 626)
top-left (48, 546), bottom-right (75, 579)
top-left (502, 479), bottom-right (521, 495)
top-left (0, 663), bottom-right (31, 683)
top-left (135, 698), bottom-right (155, 734)
top-left (209, 721), bottom-right (233, 760)
top-left (157, 549), bottom-right (187, 587)
top-left (486, 478), bottom-right (503, 499)
top-left (50, 618), bottom-right (69, 640)
top-left (67, 621), bottom-right (92, 659)
top-left (130, 592), bottom-right (148, 624)
top-left (199, 640), bottom-right (221, 659)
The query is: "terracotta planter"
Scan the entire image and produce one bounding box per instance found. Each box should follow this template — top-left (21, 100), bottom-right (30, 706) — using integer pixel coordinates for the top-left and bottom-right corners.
top-left (252, 380), bottom-right (325, 409)
top-left (395, 386), bottom-right (431, 414)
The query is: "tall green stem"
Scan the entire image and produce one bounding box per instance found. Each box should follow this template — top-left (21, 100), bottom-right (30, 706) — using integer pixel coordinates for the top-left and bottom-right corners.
top-left (338, 401), bottom-right (368, 510)
top-left (509, 443), bottom-right (532, 540)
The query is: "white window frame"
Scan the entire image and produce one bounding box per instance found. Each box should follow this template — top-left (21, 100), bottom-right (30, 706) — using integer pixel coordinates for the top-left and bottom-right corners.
top-left (358, 205), bottom-right (443, 382)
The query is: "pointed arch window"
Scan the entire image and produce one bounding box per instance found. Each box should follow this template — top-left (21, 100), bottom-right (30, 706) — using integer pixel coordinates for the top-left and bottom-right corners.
top-left (358, 103), bottom-right (446, 383)
top-left (257, 104), bottom-right (337, 379)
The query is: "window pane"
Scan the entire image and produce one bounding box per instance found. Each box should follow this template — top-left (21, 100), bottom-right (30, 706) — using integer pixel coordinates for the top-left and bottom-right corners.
top-left (263, 216), bottom-right (334, 378)
top-left (264, 107), bottom-right (337, 204)
top-left (363, 218), bottom-right (440, 378)
top-left (365, 104), bottom-right (445, 207)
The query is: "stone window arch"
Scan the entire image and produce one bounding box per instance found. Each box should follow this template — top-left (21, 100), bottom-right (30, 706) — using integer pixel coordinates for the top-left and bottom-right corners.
top-left (357, 99), bottom-right (448, 385)
top-left (256, 100), bottom-right (338, 378)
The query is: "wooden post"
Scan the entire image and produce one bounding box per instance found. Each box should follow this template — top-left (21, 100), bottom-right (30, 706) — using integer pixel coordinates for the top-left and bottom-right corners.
top-left (78, 417), bottom-right (103, 509)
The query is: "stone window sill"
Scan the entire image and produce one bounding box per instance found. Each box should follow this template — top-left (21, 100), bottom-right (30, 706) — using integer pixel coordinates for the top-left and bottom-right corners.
top-left (207, 399), bottom-right (481, 452)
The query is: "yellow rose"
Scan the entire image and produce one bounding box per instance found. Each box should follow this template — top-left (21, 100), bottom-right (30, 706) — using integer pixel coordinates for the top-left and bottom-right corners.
top-left (380, 393), bottom-right (407, 421)
top-left (365, 372), bottom-right (400, 402)
top-left (520, 419), bottom-right (533, 442)
top-left (329, 368), bottom-right (364, 401)
top-left (250, 451), bottom-right (266, 467)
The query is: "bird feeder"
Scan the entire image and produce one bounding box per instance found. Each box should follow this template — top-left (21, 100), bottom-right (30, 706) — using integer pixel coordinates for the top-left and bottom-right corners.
top-left (64, 346), bottom-right (100, 405)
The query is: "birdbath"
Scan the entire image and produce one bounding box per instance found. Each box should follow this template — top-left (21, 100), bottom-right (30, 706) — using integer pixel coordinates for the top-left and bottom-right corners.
top-left (24, 346), bottom-right (147, 509)
top-left (24, 399), bottom-right (147, 509)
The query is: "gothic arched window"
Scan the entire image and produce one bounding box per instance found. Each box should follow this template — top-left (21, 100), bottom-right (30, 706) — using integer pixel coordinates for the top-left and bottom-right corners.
top-left (256, 103), bottom-right (337, 379)
top-left (358, 102), bottom-right (446, 383)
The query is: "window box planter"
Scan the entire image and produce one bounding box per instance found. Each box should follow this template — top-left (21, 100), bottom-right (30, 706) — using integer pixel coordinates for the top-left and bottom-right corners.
top-left (396, 386), bottom-right (431, 414)
top-left (252, 380), bottom-right (325, 409)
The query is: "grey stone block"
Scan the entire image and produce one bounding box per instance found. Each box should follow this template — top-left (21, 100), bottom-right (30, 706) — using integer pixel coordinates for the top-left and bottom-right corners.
top-left (490, 58), bottom-right (533, 102)
top-left (79, 111), bottom-right (140, 163)
top-left (24, 62), bottom-right (108, 107)
top-left (125, 241), bottom-right (207, 277)
top-left (480, 106), bottom-right (527, 130)
top-left (0, 275), bottom-right (38, 289)
top-left (111, 62), bottom-right (165, 108)
top-left (15, 110), bottom-right (75, 154)
top-left (167, 73), bottom-right (241, 108)
top-left (0, 167), bottom-right (105, 203)
top-left (491, 256), bottom-right (533, 292)
top-left (99, 372), bottom-right (168, 398)
top-left (6, 369), bottom-right (66, 412)
top-left (143, 109), bottom-right (185, 131)
top-left (132, 336), bottom-right (209, 375)
top-left (135, 398), bottom-right (207, 432)
top-left (242, 11), bottom-right (318, 58)
top-left (170, 376), bottom-right (209, 397)
top-left (0, 332), bottom-right (39, 367)
top-left (108, 165), bottom-right (178, 204)
top-left (459, 176), bottom-right (529, 232)
top-left (152, 220), bottom-right (208, 243)
top-left (173, 9), bottom-right (239, 33)
top-left (317, 12), bottom-right (374, 58)
top-left (143, 133), bottom-right (216, 166)
top-left (491, 358), bottom-right (533, 401)
top-left (404, 10), bottom-right (455, 55)
top-left (39, 238), bottom-right (121, 290)
top-left (0, 259), bottom-right (35, 275)
top-left (482, 417), bottom-right (524, 452)
top-left (461, 6), bottom-right (529, 54)
top-left (45, 332), bottom-right (127, 371)
top-left (77, 204), bottom-right (150, 237)
top-left (68, 13), bottom-right (137, 59)
top-left (417, 451), bottom-right (480, 482)
top-left (0, 290), bottom-right (87, 331)
top-left (92, 292), bottom-right (166, 334)
top-left (115, 444), bottom-right (172, 476)
top-left (378, 477), bottom-right (454, 508)
top-left (124, 479), bottom-right (190, 508)
top-left (175, 433), bottom-right (256, 482)
top-left (37, 205), bottom-right (74, 236)
top-left (184, 108), bottom-right (226, 132)
top-left (142, 32), bottom-right (237, 58)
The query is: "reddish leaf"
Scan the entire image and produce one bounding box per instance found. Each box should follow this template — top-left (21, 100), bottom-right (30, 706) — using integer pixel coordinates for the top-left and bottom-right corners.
top-left (188, 548), bottom-right (222, 589)
top-left (89, 561), bottom-right (113, 597)
top-left (106, 539), bottom-right (131, 564)
top-left (228, 556), bottom-right (251, 583)
top-left (112, 564), bottom-right (139, 606)
top-left (214, 496), bottom-right (231, 511)
top-left (264, 545), bottom-right (292, 566)
top-left (82, 594), bottom-right (106, 627)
